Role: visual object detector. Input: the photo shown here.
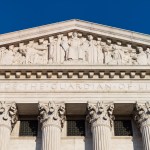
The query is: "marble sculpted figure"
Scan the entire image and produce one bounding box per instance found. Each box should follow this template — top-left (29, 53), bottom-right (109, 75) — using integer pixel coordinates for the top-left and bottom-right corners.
top-left (0, 31), bottom-right (150, 65)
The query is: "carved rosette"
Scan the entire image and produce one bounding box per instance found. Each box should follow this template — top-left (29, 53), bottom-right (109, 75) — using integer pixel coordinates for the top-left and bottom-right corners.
top-left (38, 101), bottom-right (66, 129)
top-left (0, 101), bottom-right (18, 130)
top-left (134, 102), bottom-right (150, 128)
top-left (87, 101), bottom-right (114, 129)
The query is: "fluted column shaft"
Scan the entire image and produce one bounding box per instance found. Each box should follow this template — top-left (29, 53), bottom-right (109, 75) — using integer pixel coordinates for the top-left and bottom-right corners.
top-left (92, 124), bottom-right (111, 150)
top-left (87, 101), bottom-right (114, 150)
top-left (135, 102), bottom-right (150, 150)
top-left (0, 102), bottom-right (18, 150)
top-left (42, 124), bottom-right (61, 150)
top-left (0, 125), bottom-right (11, 150)
top-left (141, 120), bottom-right (150, 150)
top-left (38, 102), bottom-right (65, 150)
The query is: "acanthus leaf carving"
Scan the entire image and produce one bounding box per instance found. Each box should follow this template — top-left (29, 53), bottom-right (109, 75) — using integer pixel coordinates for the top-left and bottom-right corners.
top-left (38, 101), bottom-right (66, 128)
top-left (0, 101), bottom-right (18, 129)
top-left (86, 101), bottom-right (114, 128)
top-left (134, 101), bottom-right (150, 127)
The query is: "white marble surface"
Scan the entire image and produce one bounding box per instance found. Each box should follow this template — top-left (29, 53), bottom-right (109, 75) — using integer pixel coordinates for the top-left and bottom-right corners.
top-left (0, 20), bottom-right (149, 150)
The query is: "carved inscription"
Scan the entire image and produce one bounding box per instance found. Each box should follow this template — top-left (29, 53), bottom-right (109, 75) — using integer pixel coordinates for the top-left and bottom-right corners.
top-left (0, 82), bottom-right (150, 92)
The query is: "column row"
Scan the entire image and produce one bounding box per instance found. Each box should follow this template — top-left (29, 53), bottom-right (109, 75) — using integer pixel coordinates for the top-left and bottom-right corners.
top-left (0, 101), bottom-right (150, 150)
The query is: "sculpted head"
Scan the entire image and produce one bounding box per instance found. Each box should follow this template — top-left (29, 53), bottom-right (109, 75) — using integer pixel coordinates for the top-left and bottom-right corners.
top-left (88, 35), bottom-right (93, 41)
top-left (138, 47), bottom-right (143, 53)
top-left (106, 39), bottom-right (111, 45)
top-left (81, 37), bottom-right (86, 43)
top-left (117, 42), bottom-right (122, 46)
top-left (100, 42), bottom-right (106, 46)
top-left (62, 36), bottom-right (68, 41)
top-left (72, 32), bottom-right (78, 38)
top-left (146, 48), bottom-right (150, 53)
top-left (127, 44), bottom-right (132, 48)
top-left (9, 45), bottom-right (14, 51)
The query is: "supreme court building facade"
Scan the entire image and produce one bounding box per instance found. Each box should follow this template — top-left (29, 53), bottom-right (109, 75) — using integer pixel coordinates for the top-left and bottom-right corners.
top-left (0, 19), bottom-right (150, 150)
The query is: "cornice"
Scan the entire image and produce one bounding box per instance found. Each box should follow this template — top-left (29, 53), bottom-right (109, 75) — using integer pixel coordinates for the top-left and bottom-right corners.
top-left (0, 19), bottom-right (150, 46)
top-left (0, 65), bottom-right (150, 79)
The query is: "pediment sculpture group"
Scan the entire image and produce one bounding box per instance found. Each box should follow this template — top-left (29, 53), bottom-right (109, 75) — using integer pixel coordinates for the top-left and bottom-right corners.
top-left (0, 32), bottom-right (150, 65)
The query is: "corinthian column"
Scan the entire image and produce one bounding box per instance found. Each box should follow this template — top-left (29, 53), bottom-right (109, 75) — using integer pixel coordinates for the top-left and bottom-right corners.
top-left (135, 102), bottom-right (150, 150)
top-left (87, 101), bottom-right (114, 150)
top-left (38, 101), bottom-right (66, 150)
top-left (0, 101), bottom-right (18, 150)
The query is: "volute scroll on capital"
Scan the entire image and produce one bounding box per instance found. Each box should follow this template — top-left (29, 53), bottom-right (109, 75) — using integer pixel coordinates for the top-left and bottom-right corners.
top-left (0, 31), bottom-right (150, 65)
top-left (38, 101), bottom-right (66, 129)
top-left (0, 101), bottom-right (18, 129)
top-left (86, 101), bottom-right (114, 128)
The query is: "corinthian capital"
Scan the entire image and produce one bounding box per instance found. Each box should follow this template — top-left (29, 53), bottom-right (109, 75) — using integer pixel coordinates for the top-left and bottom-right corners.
top-left (87, 101), bottom-right (114, 127)
top-left (38, 101), bottom-right (66, 128)
top-left (0, 101), bottom-right (18, 129)
top-left (134, 101), bottom-right (150, 127)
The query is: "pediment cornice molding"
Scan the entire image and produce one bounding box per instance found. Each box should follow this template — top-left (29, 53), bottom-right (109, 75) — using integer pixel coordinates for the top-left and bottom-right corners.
top-left (0, 19), bottom-right (150, 46)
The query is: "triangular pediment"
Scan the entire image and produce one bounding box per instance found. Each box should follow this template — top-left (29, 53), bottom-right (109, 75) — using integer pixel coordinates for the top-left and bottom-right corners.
top-left (0, 19), bottom-right (150, 66)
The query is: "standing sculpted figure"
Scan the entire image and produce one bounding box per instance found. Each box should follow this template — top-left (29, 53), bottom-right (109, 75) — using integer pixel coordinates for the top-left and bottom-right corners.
top-left (68, 32), bottom-right (81, 60)
top-left (80, 37), bottom-right (89, 61)
top-left (26, 41), bottom-right (37, 64)
top-left (129, 48), bottom-right (137, 65)
top-left (48, 36), bottom-right (57, 63)
top-left (123, 44), bottom-right (134, 65)
top-left (48, 35), bottom-right (64, 63)
top-left (0, 47), bottom-right (6, 64)
top-left (110, 42), bottom-right (124, 65)
top-left (87, 35), bottom-right (98, 64)
top-left (146, 48), bottom-right (150, 65)
top-left (137, 47), bottom-right (147, 65)
top-left (35, 40), bottom-right (48, 64)
top-left (96, 38), bottom-right (104, 64)
top-left (103, 40), bottom-right (113, 64)
top-left (1, 45), bottom-right (14, 65)
top-left (61, 36), bottom-right (69, 61)
top-left (56, 34), bottom-right (64, 63)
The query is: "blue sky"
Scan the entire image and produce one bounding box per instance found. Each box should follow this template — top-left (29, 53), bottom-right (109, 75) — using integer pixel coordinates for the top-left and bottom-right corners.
top-left (0, 0), bottom-right (150, 34)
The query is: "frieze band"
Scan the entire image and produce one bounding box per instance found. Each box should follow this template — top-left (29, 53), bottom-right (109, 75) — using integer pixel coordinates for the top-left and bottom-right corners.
top-left (0, 31), bottom-right (150, 65)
